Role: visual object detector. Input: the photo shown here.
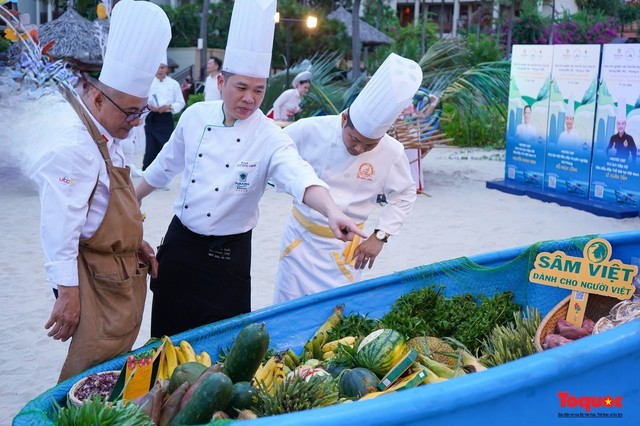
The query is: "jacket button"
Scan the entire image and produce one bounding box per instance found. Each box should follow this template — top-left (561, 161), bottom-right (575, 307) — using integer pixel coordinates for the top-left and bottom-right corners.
top-left (191, 179), bottom-right (195, 183)
top-left (198, 153), bottom-right (203, 157)
top-left (225, 164), bottom-right (229, 168)
top-left (207, 127), bottom-right (211, 131)
top-left (207, 213), bottom-right (211, 217)
top-left (185, 205), bottom-right (189, 209)
top-left (215, 188), bottom-right (219, 191)
top-left (236, 138), bottom-right (241, 142)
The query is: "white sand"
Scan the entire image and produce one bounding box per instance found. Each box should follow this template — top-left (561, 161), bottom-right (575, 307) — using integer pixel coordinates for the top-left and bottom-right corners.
top-left (2, 147), bottom-right (639, 423)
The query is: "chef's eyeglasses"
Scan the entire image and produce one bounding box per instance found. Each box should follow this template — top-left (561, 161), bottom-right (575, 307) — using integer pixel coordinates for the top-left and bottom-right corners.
top-left (91, 82), bottom-right (150, 123)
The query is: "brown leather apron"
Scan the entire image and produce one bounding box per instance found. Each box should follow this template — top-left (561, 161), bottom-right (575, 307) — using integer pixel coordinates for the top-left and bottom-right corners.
top-left (57, 84), bottom-right (148, 382)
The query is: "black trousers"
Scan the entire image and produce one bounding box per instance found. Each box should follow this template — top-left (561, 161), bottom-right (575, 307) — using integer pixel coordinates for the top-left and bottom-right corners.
top-left (150, 216), bottom-right (252, 338)
top-left (143, 112), bottom-right (174, 170)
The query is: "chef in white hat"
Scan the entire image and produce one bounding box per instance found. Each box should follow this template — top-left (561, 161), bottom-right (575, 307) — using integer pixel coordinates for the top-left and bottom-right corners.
top-left (136, 0), bottom-right (365, 337)
top-left (271, 70), bottom-right (313, 121)
top-left (607, 98), bottom-right (637, 162)
top-left (557, 93), bottom-right (582, 147)
top-left (31, 0), bottom-right (170, 382)
top-left (273, 53), bottom-right (420, 303)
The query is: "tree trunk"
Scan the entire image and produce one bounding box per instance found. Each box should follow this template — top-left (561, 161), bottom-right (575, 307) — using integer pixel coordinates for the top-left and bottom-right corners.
top-left (352, 0), bottom-right (362, 80)
top-left (200, 0), bottom-right (210, 81)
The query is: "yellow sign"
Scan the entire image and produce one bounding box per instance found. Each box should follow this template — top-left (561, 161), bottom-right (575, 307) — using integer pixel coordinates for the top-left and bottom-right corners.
top-left (529, 238), bottom-right (637, 299)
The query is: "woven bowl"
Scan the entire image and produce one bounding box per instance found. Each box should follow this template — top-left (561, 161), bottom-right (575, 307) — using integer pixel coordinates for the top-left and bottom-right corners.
top-left (534, 293), bottom-right (619, 352)
top-left (68, 370), bottom-right (120, 407)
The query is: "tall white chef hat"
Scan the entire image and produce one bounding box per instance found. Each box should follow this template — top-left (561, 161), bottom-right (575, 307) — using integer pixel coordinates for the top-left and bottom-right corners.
top-left (99, 0), bottom-right (171, 98)
top-left (349, 53), bottom-right (423, 139)
top-left (617, 97), bottom-right (627, 122)
top-left (222, 0), bottom-right (276, 79)
top-left (566, 93), bottom-right (575, 117)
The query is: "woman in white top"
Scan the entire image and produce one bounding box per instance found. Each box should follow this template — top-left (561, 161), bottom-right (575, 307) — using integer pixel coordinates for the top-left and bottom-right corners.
top-left (272, 70), bottom-right (312, 121)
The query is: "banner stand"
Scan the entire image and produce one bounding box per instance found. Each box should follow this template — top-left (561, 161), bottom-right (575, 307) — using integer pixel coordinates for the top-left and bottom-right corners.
top-left (486, 180), bottom-right (639, 218)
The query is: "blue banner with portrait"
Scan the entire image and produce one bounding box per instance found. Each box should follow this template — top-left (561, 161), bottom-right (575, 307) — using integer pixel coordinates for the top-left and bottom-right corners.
top-left (589, 44), bottom-right (640, 209)
top-left (543, 45), bottom-right (601, 199)
top-left (504, 45), bottom-right (553, 188)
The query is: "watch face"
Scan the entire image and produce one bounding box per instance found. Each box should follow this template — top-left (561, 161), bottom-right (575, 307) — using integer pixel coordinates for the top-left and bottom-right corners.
top-left (376, 230), bottom-right (386, 240)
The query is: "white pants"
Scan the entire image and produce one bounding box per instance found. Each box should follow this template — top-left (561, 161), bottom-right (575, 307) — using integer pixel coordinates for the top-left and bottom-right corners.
top-left (273, 215), bottom-right (362, 304)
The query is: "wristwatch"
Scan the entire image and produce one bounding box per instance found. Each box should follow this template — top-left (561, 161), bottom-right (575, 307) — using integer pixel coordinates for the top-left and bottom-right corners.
top-left (374, 229), bottom-right (389, 243)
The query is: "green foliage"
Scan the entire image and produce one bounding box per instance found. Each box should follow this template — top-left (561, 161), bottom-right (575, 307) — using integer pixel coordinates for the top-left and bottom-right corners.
top-left (440, 103), bottom-right (507, 148)
top-left (329, 313), bottom-right (378, 340)
top-left (575, 0), bottom-right (621, 15)
top-left (466, 34), bottom-right (506, 65)
top-left (380, 286), bottom-right (520, 354)
top-left (363, 1), bottom-right (401, 36)
top-left (160, 2), bottom-right (233, 49)
top-left (53, 395), bottom-right (153, 426)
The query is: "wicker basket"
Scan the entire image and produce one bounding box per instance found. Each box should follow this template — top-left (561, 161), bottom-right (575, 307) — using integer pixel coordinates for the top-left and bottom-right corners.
top-left (534, 293), bottom-right (619, 352)
top-left (68, 370), bottom-right (120, 407)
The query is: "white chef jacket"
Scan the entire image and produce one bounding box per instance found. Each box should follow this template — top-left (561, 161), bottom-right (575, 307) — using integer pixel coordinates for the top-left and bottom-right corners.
top-left (273, 115), bottom-right (417, 303)
top-left (148, 76), bottom-right (185, 114)
top-left (31, 101), bottom-right (126, 288)
top-left (204, 74), bottom-right (222, 101)
top-left (557, 129), bottom-right (582, 147)
top-left (142, 101), bottom-right (327, 236)
top-left (272, 89), bottom-right (301, 121)
top-left (285, 115), bottom-right (416, 233)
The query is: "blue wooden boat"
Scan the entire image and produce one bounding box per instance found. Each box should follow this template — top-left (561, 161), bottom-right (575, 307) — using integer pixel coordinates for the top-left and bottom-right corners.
top-left (14, 230), bottom-right (640, 425)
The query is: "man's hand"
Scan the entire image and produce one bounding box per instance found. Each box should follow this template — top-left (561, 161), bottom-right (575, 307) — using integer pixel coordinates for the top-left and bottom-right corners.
top-left (327, 211), bottom-right (368, 242)
top-left (45, 285), bottom-right (80, 342)
top-left (353, 235), bottom-right (384, 269)
top-left (138, 239), bottom-right (159, 279)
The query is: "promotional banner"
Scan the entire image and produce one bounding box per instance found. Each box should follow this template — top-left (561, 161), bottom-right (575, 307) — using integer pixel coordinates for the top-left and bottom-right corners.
top-left (504, 45), bottom-right (554, 188)
top-left (544, 45), bottom-right (601, 199)
top-left (590, 44), bottom-right (640, 208)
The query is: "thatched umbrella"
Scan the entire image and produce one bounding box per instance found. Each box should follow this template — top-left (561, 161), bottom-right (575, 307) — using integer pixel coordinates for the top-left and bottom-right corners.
top-left (39, 9), bottom-right (104, 71)
top-left (328, 6), bottom-right (394, 46)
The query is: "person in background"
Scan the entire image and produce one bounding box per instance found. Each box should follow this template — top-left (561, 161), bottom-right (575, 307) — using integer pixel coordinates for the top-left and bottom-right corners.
top-left (271, 70), bottom-right (312, 121)
top-left (142, 57), bottom-right (185, 170)
top-left (135, 0), bottom-right (366, 338)
top-left (273, 53), bottom-right (419, 303)
top-left (204, 56), bottom-right (223, 101)
top-left (180, 75), bottom-right (194, 103)
top-left (30, 0), bottom-right (166, 382)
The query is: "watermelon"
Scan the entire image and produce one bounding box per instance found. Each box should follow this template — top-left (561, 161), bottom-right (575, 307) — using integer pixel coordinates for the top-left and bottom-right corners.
top-left (356, 329), bottom-right (407, 377)
top-left (338, 368), bottom-right (380, 399)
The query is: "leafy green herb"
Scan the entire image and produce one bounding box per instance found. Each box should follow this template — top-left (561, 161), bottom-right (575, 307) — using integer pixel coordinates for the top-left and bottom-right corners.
top-left (328, 312), bottom-right (378, 340)
top-left (380, 285), bottom-right (520, 354)
top-left (53, 395), bottom-right (153, 426)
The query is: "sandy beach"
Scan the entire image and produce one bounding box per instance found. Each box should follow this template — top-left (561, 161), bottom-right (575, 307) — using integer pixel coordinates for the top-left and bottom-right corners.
top-left (2, 146), bottom-right (639, 423)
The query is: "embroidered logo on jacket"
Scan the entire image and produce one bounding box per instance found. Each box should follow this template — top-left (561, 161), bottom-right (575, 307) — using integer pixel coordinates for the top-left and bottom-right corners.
top-left (58, 176), bottom-right (76, 186)
top-left (236, 172), bottom-right (250, 192)
top-left (356, 163), bottom-right (375, 181)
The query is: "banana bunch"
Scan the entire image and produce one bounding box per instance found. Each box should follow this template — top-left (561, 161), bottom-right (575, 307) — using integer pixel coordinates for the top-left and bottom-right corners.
top-left (252, 354), bottom-right (286, 395)
top-left (321, 336), bottom-right (356, 361)
top-left (252, 350), bottom-right (301, 395)
top-left (156, 336), bottom-right (212, 381)
top-left (301, 304), bottom-right (345, 362)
